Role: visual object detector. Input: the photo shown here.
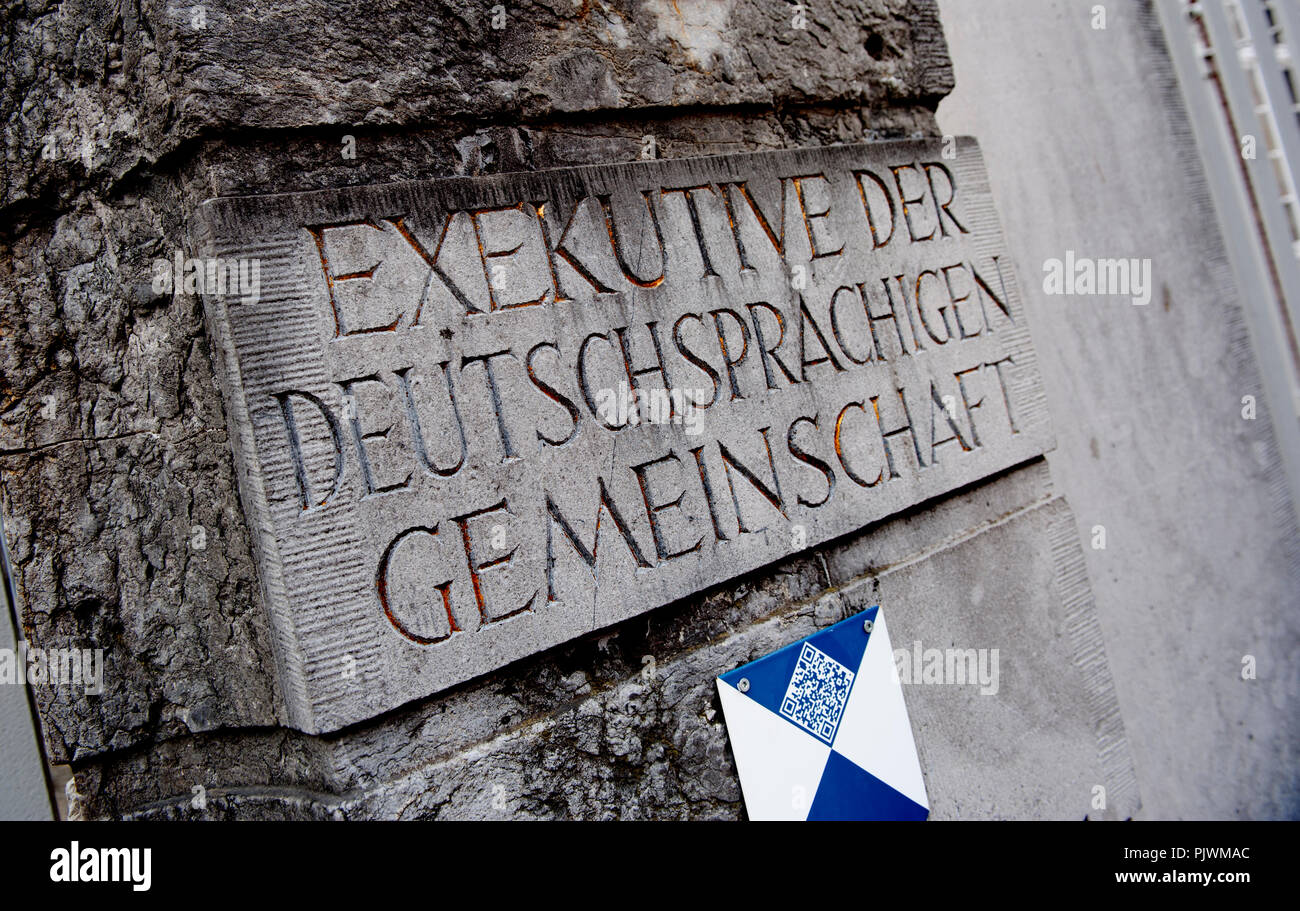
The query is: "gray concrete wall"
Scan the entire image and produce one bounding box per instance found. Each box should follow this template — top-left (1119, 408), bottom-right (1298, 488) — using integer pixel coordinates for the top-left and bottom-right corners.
top-left (937, 0), bottom-right (1300, 818)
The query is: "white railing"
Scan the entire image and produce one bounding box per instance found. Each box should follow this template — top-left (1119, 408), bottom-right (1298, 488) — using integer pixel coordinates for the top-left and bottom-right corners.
top-left (1158, 0), bottom-right (1300, 511)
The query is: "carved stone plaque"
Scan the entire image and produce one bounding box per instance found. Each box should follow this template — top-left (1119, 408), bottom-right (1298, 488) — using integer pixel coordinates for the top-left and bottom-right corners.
top-left (193, 138), bottom-right (1050, 732)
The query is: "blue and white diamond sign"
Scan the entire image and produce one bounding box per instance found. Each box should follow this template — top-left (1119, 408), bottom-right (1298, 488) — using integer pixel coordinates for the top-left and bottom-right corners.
top-left (717, 606), bottom-right (929, 820)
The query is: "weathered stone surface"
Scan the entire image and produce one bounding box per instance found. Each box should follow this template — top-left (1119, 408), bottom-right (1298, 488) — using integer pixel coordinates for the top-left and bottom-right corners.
top-left (193, 138), bottom-right (1049, 732)
top-left (73, 479), bottom-right (1129, 821)
top-left (0, 202), bottom-right (284, 764)
top-left (1, 0), bottom-right (953, 770)
top-left (1, 0), bottom-right (951, 214)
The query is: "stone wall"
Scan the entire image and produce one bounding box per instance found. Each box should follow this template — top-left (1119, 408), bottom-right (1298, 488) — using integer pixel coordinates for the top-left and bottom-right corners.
top-left (1, 0), bottom-right (1148, 819)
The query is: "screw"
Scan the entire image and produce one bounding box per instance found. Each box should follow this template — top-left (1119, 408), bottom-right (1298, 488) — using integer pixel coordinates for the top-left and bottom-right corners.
top-left (738, 677), bottom-right (750, 693)
top-left (863, 619), bottom-right (874, 634)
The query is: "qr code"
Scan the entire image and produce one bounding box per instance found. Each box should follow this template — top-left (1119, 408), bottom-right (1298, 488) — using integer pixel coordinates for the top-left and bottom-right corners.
top-left (779, 642), bottom-right (855, 744)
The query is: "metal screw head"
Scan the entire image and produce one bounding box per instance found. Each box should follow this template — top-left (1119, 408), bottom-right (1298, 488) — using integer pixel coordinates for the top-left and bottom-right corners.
top-left (738, 677), bottom-right (750, 693)
top-left (863, 619), bottom-right (874, 634)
